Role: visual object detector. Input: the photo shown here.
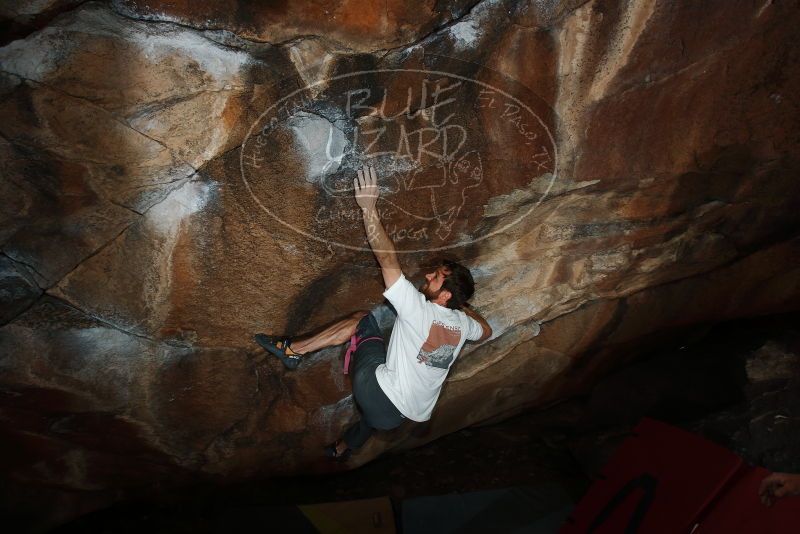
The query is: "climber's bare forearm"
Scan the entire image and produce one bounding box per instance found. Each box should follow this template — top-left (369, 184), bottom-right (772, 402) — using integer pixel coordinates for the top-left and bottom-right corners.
top-left (464, 305), bottom-right (492, 342)
top-left (362, 207), bottom-right (396, 260)
top-left (354, 164), bottom-right (401, 288)
top-left (361, 206), bottom-right (401, 287)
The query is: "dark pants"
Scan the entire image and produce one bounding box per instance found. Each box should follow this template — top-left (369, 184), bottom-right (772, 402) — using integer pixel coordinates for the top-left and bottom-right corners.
top-left (343, 312), bottom-right (405, 449)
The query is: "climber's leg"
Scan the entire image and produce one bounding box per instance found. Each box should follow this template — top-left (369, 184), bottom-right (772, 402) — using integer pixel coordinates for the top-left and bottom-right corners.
top-left (289, 310), bottom-right (369, 354)
top-left (334, 316), bottom-right (403, 454)
top-left (342, 417), bottom-right (375, 451)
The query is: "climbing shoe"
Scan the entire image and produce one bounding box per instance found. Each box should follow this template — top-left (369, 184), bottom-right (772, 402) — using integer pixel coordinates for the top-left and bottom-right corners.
top-left (324, 439), bottom-right (352, 462)
top-left (254, 334), bottom-right (303, 370)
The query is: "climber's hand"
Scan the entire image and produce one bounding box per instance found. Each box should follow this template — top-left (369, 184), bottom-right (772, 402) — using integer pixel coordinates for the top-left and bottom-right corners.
top-left (354, 164), bottom-right (379, 211)
top-left (759, 472), bottom-right (800, 506)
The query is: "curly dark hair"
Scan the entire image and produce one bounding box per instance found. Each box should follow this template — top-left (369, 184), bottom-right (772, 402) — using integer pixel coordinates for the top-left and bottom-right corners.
top-left (439, 259), bottom-right (475, 310)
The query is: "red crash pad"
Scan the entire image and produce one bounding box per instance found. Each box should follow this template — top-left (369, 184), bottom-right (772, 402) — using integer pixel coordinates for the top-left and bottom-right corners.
top-left (560, 418), bottom-right (800, 534)
top-left (693, 465), bottom-right (799, 534)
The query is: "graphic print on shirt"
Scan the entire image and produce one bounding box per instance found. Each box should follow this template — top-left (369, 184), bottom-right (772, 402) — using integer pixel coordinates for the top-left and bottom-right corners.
top-left (417, 320), bottom-right (461, 369)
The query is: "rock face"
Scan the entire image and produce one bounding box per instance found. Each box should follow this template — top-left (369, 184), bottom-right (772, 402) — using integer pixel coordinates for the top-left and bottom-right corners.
top-left (1, 0), bottom-right (799, 528)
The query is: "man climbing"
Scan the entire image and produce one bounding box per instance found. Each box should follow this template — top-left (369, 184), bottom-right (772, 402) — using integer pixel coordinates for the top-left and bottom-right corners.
top-left (255, 164), bottom-right (492, 460)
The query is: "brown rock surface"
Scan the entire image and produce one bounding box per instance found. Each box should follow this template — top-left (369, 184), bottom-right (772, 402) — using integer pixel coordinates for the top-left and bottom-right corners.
top-left (1, 0), bottom-right (799, 529)
top-left (110, 0), bottom-right (484, 53)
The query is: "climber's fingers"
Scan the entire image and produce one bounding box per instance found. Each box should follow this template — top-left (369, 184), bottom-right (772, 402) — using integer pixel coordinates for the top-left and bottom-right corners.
top-left (361, 163), bottom-right (371, 186)
top-left (355, 165), bottom-right (378, 188)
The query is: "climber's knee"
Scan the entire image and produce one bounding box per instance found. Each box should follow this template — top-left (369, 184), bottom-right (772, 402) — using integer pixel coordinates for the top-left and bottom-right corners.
top-left (348, 310), bottom-right (370, 336)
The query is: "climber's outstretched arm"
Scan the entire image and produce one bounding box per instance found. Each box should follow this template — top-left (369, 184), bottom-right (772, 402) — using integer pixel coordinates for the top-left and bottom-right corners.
top-left (463, 304), bottom-right (492, 342)
top-left (354, 164), bottom-right (401, 289)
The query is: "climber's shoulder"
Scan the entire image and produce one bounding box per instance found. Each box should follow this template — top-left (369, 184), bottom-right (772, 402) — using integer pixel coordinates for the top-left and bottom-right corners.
top-left (380, 265), bottom-right (403, 292)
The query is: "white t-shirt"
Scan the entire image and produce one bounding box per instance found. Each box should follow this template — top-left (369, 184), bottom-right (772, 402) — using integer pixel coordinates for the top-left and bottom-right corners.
top-left (375, 273), bottom-right (485, 422)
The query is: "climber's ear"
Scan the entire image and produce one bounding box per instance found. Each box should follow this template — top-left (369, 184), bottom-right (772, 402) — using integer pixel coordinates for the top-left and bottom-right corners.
top-left (440, 289), bottom-right (452, 306)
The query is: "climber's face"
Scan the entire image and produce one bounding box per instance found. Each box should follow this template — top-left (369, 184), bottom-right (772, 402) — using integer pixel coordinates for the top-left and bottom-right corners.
top-left (421, 265), bottom-right (452, 305)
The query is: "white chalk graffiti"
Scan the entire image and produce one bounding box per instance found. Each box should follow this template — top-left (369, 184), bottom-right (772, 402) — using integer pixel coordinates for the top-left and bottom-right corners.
top-left (315, 79), bottom-right (484, 239)
top-left (239, 65), bottom-right (559, 253)
top-left (385, 150), bottom-right (484, 240)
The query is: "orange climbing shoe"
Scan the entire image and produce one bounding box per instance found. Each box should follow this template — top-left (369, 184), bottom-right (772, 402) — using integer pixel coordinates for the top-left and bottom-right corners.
top-left (254, 334), bottom-right (303, 369)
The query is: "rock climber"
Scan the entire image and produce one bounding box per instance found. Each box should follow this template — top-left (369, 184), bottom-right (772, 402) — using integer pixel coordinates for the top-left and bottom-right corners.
top-left (255, 163), bottom-right (492, 460)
